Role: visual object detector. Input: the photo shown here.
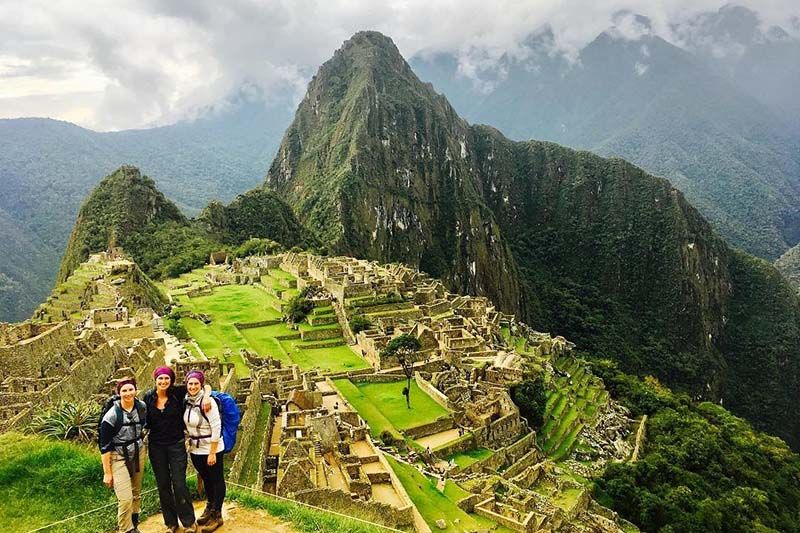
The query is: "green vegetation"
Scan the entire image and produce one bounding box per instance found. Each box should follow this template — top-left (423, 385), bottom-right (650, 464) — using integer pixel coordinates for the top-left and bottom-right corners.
top-left (240, 403), bottom-right (272, 487)
top-left (333, 379), bottom-right (449, 440)
top-left (594, 361), bottom-right (800, 533)
top-left (385, 455), bottom-right (510, 533)
top-left (447, 448), bottom-right (493, 468)
top-left (0, 432), bottom-right (160, 532)
top-left (538, 357), bottom-right (608, 460)
top-left (57, 166), bottom-right (315, 288)
top-left (229, 489), bottom-right (394, 533)
top-left (349, 314), bottom-right (373, 333)
top-left (31, 401), bottom-right (101, 443)
top-left (510, 376), bottom-right (547, 430)
top-left (283, 295), bottom-right (314, 323)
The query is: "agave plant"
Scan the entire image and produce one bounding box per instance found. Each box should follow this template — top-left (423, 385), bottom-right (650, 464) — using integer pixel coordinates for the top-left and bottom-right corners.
top-left (32, 401), bottom-right (101, 443)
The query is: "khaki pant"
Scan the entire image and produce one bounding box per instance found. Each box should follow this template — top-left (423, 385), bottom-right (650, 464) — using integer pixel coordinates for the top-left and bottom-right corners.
top-left (111, 447), bottom-right (146, 532)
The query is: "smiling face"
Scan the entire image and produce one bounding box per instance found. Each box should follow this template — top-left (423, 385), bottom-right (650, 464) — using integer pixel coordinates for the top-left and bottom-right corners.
top-left (119, 383), bottom-right (137, 403)
top-left (156, 374), bottom-right (172, 391)
top-left (186, 377), bottom-right (202, 396)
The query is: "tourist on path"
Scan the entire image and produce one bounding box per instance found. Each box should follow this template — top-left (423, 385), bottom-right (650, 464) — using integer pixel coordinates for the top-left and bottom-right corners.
top-left (184, 370), bottom-right (226, 531)
top-left (143, 366), bottom-right (211, 533)
top-left (99, 377), bottom-right (146, 533)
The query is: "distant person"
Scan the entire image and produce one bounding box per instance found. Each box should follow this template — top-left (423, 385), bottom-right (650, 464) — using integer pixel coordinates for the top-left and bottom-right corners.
top-left (143, 366), bottom-right (211, 533)
top-left (99, 378), bottom-right (146, 533)
top-left (184, 370), bottom-right (226, 531)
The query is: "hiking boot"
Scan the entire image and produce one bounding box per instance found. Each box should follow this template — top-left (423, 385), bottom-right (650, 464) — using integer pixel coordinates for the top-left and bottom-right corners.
top-left (183, 525), bottom-right (196, 533)
top-left (196, 506), bottom-right (214, 525)
top-left (200, 511), bottom-right (223, 532)
top-left (163, 526), bottom-right (178, 533)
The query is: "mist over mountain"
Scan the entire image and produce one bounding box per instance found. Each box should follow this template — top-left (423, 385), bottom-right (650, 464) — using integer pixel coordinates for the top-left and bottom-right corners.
top-left (410, 6), bottom-right (800, 262)
top-left (0, 93), bottom-right (293, 321)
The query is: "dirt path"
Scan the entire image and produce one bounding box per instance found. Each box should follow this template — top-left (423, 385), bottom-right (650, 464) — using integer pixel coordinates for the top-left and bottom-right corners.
top-left (138, 500), bottom-right (297, 532)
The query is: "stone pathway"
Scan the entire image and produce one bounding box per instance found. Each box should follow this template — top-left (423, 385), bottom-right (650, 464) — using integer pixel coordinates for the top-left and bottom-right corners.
top-left (138, 501), bottom-right (297, 532)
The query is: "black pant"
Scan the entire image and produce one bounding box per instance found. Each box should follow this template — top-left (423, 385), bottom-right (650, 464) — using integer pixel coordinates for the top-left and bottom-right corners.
top-left (149, 440), bottom-right (195, 527)
top-left (191, 452), bottom-right (226, 512)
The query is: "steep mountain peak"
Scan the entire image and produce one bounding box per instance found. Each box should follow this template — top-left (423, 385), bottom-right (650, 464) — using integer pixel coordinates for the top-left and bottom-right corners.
top-left (57, 165), bottom-right (186, 282)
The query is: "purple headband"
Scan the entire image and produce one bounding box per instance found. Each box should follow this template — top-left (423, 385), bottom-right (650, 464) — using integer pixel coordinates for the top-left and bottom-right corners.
top-left (185, 370), bottom-right (205, 386)
top-left (153, 366), bottom-right (175, 382)
top-left (116, 377), bottom-right (137, 393)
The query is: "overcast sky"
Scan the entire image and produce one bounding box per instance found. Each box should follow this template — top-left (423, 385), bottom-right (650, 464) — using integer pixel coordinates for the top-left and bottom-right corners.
top-left (1, 0), bottom-right (797, 131)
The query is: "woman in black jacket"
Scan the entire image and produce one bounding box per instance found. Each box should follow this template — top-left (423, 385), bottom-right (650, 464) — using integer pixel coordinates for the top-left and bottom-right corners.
top-left (143, 366), bottom-right (210, 533)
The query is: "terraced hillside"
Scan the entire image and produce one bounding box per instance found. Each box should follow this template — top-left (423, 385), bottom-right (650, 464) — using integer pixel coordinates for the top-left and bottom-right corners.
top-left (540, 357), bottom-right (609, 461)
top-left (166, 268), bottom-right (369, 375)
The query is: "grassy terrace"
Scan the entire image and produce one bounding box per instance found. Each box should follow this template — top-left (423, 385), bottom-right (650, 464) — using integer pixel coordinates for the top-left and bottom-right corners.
top-left (176, 284), bottom-right (285, 376)
top-left (0, 433), bottom-right (392, 533)
top-left (386, 456), bottom-right (510, 533)
top-left (169, 269), bottom-right (369, 375)
top-left (539, 356), bottom-right (609, 461)
top-left (240, 403), bottom-right (272, 487)
top-left (332, 379), bottom-right (450, 440)
top-left (447, 447), bottom-right (493, 469)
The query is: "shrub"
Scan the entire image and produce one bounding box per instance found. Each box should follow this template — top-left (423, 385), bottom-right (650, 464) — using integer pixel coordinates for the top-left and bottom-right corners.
top-left (31, 401), bottom-right (101, 443)
top-left (510, 377), bottom-right (547, 430)
top-left (350, 314), bottom-right (373, 334)
top-left (283, 296), bottom-right (313, 323)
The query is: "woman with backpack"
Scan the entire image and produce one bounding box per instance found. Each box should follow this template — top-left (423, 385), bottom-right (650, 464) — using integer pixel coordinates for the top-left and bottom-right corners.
top-left (99, 377), bottom-right (147, 533)
top-left (143, 366), bottom-right (211, 533)
top-left (184, 370), bottom-right (226, 531)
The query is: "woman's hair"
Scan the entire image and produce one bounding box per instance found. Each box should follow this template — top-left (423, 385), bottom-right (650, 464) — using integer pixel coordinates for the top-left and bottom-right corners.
top-left (185, 369), bottom-right (205, 386)
top-left (116, 377), bottom-right (137, 393)
top-left (153, 366), bottom-right (176, 385)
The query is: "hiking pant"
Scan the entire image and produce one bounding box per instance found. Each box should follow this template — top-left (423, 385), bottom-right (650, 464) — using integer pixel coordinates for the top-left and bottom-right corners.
top-left (149, 440), bottom-right (195, 528)
top-left (190, 452), bottom-right (226, 511)
top-left (111, 447), bottom-right (146, 533)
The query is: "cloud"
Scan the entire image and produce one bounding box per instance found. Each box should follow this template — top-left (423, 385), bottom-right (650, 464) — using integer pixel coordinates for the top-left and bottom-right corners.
top-left (0, 0), bottom-right (797, 130)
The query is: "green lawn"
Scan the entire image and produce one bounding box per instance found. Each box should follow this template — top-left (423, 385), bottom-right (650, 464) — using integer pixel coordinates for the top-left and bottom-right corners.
top-left (240, 403), bottom-right (272, 487)
top-left (385, 456), bottom-right (510, 533)
top-left (332, 379), bottom-right (450, 438)
top-left (176, 285), bottom-right (289, 377)
top-left (173, 283), bottom-right (369, 376)
top-left (0, 432), bottom-right (160, 532)
top-left (447, 448), bottom-right (493, 468)
top-left (0, 432), bottom-right (390, 533)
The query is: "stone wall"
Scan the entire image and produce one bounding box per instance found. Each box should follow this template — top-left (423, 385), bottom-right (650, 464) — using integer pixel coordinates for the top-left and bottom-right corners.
top-left (432, 432), bottom-right (476, 456)
top-left (100, 324), bottom-right (155, 344)
top-left (403, 416), bottom-right (454, 440)
top-left (234, 319), bottom-right (282, 329)
top-left (414, 373), bottom-right (451, 410)
top-left (0, 322), bottom-right (73, 380)
top-left (300, 327), bottom-right (342, 342)
top-left (292, 488), bottom-right (415, 529)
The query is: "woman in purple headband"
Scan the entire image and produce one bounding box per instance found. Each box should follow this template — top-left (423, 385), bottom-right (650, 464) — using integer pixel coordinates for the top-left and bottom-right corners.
top-left (142, 366), bottom-right (211, 533)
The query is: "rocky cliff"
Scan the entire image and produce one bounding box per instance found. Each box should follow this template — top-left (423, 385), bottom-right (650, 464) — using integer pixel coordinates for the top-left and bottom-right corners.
top-left (264, 32), bottom-right (800, 447)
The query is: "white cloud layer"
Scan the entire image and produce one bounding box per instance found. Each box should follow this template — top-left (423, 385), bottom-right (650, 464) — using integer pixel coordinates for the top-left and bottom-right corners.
top-left (0, 0), bottom-right (797, 130)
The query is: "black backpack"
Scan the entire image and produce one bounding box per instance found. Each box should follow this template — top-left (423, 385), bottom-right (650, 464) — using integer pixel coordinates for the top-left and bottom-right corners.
top-left (97, 395), bottom-right (146, 449)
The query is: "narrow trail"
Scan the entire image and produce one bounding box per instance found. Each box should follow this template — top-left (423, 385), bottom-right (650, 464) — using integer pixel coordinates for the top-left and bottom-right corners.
top-left (137, 501), bottom-right (297, 533)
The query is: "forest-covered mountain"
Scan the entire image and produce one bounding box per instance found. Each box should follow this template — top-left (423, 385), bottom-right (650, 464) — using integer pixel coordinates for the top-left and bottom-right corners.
top-left (410, 6), bottom-right (800, 261)
top-left (261, 31), bottom-right (800, 449)
top-left (0, 95), bottom-right (293, 321)
top-left (57, 165), bottom-right (316, 284)
top-left (56, 30), bottom-right (800, 532)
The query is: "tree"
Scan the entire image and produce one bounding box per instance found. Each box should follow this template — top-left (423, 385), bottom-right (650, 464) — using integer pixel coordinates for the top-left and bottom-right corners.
top-left (511, 376), bottom-right (547, 430)
top-left (350, 314), bottom-right (373, 334)
top-left (382, 334), bottom-right (421, 408)
top-left (283, 295), bottom-right (313, 324)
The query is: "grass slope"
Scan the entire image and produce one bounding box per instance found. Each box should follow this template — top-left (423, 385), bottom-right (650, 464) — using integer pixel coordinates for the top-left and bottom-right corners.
top-left (333, 379), bottom-right (449, 439)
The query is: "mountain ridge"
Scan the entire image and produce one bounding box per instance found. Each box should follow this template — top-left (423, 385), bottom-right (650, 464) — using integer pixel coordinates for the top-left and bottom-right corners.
top-left (262, 30), bottom-right (800, 449)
